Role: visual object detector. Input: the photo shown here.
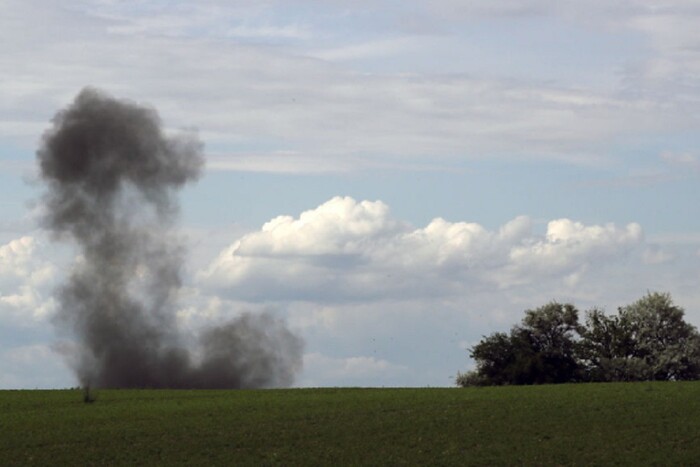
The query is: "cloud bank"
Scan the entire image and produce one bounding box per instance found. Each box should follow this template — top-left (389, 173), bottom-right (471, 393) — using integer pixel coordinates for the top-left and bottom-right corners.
top-left (200, 196), bottom-right (643, 303)
top-left (3, 0), bottom-right (700, 174)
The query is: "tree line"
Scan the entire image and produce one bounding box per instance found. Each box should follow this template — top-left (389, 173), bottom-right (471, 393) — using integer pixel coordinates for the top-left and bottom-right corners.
top-left (457, 292), bottom-right (700, 386)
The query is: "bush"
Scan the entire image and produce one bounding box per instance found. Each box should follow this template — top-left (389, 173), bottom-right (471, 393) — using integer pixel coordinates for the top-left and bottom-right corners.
top-left (455, 371), bottom-right (489, 387)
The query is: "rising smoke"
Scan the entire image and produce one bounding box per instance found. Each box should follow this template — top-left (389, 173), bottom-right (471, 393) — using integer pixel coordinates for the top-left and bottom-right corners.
top-left (37, 88), bottom-right (303, 388)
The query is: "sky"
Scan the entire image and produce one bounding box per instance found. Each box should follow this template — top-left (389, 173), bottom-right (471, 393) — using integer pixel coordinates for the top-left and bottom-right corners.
top-left (2, 0), bottom-right (700, 388)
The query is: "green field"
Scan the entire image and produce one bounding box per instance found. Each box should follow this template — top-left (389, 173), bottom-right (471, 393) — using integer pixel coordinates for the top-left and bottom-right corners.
top-left (1, 382), bottom-right (699, 465)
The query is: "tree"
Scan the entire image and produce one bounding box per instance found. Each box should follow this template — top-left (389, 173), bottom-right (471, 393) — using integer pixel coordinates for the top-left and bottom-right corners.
top-left (579, 308), bottom-right (648, 382)
top-left (462, 302), bottom-right (583, 386)
top-left (520, 302), bottom-right (583, 384)
top-left (458, 292), bottom-right (700, 387)
top-left (581, 292), bottom-right (700, 382)
top-left (467, 330), bottom-right (537, 385)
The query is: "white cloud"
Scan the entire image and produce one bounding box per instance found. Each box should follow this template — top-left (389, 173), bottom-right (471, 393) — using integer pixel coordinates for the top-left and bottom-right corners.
top-left (199, 196), bottom-right (644, 302)
top-left (0, 236), bottom-right (57, 323)
top-left (499, 219), bottom-right (642, 286)
top-left (0, 236), bottom-right (35, 276)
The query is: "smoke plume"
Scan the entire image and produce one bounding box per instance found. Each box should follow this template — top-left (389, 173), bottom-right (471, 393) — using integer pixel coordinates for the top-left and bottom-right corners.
top-left (37, 88), bottom-right (303, 388)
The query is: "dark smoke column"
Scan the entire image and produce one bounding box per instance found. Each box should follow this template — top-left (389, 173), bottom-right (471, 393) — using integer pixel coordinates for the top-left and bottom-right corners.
top-left (38, 88), bottom-right (303, 388)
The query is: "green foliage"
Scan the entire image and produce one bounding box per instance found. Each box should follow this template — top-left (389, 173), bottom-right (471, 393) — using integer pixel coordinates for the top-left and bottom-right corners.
top-left (596, 292), bottom-right (700, 381)
top-left (579, 292), bottom-right (700, 382)
top-left (454, 370), bottom-right (488, 387)
top-left (521, 302), bottom-right (583, 384)
top-left (468, 302), bottom-right (583, 385)
top-left (2, 384), bottom-right (700, 465)
top-left (462, 292), bottom-right (700, 386)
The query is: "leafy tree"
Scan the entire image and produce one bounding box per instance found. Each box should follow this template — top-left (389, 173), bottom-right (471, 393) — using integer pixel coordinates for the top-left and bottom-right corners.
top-left (579, 308), bottom-right (644, 382)
top-left (463, 302), bottom-right (583, 386)
top-left (458, 292), bottom-right (700, 387)
top-left (520, 302), bottom-right (583, 383)
top-left (581, 292), bottom-right (700, 381)
top-left (467, 330), bottom-right (537, 385)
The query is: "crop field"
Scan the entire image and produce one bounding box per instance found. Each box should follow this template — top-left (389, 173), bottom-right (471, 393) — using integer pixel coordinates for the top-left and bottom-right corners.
top-left (1, 382), bottom-right (700, 465)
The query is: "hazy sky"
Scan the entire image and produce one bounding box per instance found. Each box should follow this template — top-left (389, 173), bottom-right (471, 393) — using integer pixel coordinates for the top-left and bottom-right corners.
top-left (2, 0), bottom-right (700, 388)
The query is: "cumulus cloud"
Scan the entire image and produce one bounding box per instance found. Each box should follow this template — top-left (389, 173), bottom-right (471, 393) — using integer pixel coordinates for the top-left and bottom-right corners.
top-left (0, 236), bottom-right (57, 323)
top-left (199, 197), bottom-right (643, 302)
top-left (499, 219), bottom-right (642, 285)
top-left (0, 237), bottom-right (35, 276)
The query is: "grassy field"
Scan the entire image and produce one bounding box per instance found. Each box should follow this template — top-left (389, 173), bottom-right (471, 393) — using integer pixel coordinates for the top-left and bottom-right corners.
top-left (1, 382), bottom-right (699, 465)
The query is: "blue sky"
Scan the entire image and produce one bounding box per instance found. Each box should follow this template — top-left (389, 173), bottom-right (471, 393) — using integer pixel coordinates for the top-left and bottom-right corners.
top-left (2, 0), bottom-right (700, 388)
